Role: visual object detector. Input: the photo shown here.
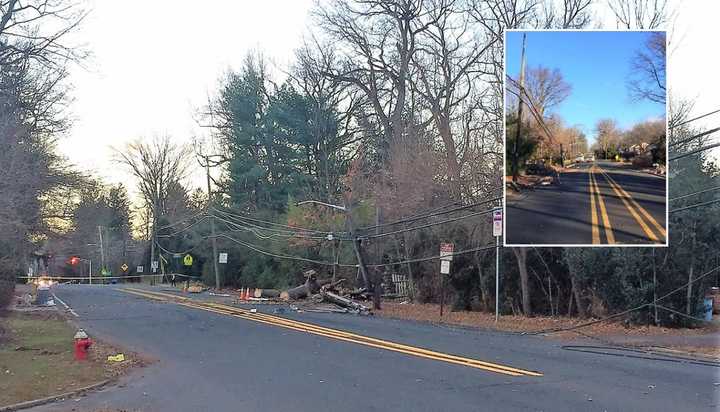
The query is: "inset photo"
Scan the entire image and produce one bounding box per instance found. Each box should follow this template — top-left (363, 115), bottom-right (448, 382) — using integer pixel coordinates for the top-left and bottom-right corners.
top-left (504, 30), bottom-right (667, 246)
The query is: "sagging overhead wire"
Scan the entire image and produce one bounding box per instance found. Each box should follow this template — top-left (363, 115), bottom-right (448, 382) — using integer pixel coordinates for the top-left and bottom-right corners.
top-left (668, 142), bottom-right (720, 161)
top-left (213, 213), bottom-right (350, 241)
top-left (358, 196), bottom-right (502, 232)
top-left (156, 214), bottom-right (210, 238)
top-left (213, 233), bottom-right (356, 267)
top-left (669, 185), bottom-right (720, 202)
top-left (668, 126), bottom-right (720, 148)
top-left (366, 244), bottom-right (497, 268)
top-left (529, 264), bottom-right (720, 335)
top-left (672, 107), bottom-right (720, 128)
top-left (211, 208), bottom-right (347, 239)
top-left (211, 206), bottom-right (340, 235)
top-left (670, 198), bottom-right (720, 214)
top-left (359, 208), bottom-right (496, 240)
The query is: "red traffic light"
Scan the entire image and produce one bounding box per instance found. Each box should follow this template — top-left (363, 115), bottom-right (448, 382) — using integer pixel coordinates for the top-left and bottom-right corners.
top-left (69, 256), bottom-right (80, 265)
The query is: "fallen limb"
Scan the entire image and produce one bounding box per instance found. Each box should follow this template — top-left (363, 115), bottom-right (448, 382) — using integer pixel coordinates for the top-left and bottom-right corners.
top-left (320, 289), bottom-right (370, 313)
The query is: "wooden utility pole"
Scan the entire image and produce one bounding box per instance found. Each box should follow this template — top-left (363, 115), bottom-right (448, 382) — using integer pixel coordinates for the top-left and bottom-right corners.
top-left (150, 204), bottom-right (156, 285)
top-left (98, 226), bottom-right (105, 273)
top-left (512, 33), bottom-right (527, 183)
top-left (205, 158), bottom-right (221, 290)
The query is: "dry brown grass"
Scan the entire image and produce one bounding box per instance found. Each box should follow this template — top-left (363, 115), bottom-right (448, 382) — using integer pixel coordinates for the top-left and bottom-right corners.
top-left (376, 301), bottom-right (720, 341)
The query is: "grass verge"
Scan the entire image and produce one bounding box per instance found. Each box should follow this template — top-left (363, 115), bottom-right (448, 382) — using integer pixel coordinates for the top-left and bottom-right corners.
top-left (0, 311), bottom-right (141, 407)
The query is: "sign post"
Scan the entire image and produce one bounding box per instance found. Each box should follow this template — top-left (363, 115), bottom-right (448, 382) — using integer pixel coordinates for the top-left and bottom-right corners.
top-left (493, 208), bottom-right (502, 322)
top-left (439, 243), bottom-right (454, 317)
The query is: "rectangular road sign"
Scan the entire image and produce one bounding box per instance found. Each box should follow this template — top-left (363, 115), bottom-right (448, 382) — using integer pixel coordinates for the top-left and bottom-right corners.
top-left (493, 209), bottom-right (503, 237)
top-left (440, 243), bottom-right (454, 261)
top-left (218, 253), bottom-right (228, 264)
top-left (136, 266), bottom-right (144, 273)
top-left (440, 260), bottom-right (451, 274)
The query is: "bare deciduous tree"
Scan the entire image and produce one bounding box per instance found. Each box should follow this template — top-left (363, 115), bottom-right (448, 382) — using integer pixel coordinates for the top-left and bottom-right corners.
top-left (607, 0), bottom-right (669, 29)
top-left (628, 31), bottom-right (665, 104)
top-left (524, 66), bottom-right (572, 117)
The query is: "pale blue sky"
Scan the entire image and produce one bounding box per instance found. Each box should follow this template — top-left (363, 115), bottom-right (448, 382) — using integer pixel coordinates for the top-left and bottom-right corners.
top-left (506, 31), bottom-right (666, 143)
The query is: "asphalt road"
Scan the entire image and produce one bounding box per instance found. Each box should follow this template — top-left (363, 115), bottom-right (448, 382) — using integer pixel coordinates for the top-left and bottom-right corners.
top-left (33, 284), bottom-right (717, 412)
top-left (506, 161), bottom-right (667, 245)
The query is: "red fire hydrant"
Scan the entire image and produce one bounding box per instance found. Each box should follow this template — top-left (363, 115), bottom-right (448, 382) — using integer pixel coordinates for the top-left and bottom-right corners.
top-left (73, 329), bottom-right (92, 361)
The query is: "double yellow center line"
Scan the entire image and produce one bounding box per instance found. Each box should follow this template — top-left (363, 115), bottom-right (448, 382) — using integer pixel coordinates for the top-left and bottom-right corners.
top-left (588, 165), bottom-right (666, 244)
top-left (121, 287), bottom-right (542, 377)
top-left (588, 166), bottom-right (615, 244)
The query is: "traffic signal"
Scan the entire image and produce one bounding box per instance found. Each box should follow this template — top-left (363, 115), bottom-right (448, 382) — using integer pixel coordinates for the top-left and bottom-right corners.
top-left (69, 256), bottom-right (80, 265)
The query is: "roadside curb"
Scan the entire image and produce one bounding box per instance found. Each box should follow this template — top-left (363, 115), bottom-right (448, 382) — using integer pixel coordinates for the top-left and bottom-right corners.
top-left (642, 346), bottom-right (720, 363)
top-left (0, 379), bottom-right (111, 412)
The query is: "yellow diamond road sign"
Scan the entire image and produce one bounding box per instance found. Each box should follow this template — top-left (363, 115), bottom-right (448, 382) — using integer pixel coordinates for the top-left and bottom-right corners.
top-left (183, 254), bottom-right (193, 266)
top-left (121, 263), bottom-right (128, 272)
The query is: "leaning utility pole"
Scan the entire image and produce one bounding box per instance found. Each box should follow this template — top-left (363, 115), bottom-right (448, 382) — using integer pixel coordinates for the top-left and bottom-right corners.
top-left (205, 158), bottom-right (221, 290)
top-left (512, 33), bottom-right (527, 183)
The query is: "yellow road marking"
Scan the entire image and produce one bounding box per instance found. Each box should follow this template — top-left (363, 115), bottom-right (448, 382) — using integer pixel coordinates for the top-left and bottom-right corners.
top-left (121, 288), bottom-right (542, 377)
top-left (596, 168), bottom-right (658, 242)
top-left (591, 170), bottom-right (616, 244)
top-left (589, 167), bottom-right (600, 244)
top-left (600, 169), bottom-right (666, 240)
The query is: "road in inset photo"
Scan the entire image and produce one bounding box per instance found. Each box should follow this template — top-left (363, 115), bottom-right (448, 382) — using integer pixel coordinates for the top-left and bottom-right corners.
top-left (507, 160), bottom-right (666, 245)
top-left (504, 30), bottom-right (667, 245)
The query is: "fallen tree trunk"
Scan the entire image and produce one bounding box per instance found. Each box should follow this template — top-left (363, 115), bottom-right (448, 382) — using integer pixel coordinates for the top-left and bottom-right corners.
top-left (280, 278), bottom-right (332, 300)
top-left (254, 288), bottom-right (280, 298)
top-left (320, 289), bottom-right (370, 313)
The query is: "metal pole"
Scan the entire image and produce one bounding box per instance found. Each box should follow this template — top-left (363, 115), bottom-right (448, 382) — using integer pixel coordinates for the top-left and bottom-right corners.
top-left (206, 159), bottom-right (221, 290)
top-left (440, 270), bottom-right (445, 318)
top-left (495, 235), bottom-right (500, 322)
top-left (89, 260), bottom-right (92, 285)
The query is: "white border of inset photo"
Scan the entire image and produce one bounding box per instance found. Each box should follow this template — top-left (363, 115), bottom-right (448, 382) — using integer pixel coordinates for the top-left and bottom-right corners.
top-left (502, 29), bottom-right (669, 248)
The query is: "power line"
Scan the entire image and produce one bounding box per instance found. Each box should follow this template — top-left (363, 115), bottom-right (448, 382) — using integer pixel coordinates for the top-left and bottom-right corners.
top-left (156, 214), bottom-right (210, 238)
top-left (154, 211), bottom-right (207, 231)
top-left (359, 208), bottom-right (495, 240)
top-left (668, 126), bottom-right (720, 148)
top-left (358, 196), bottom-right (502, 231)
top-left (213, 233), bottom-right (356, 267)
top-left (211, 208), bottom-right (345, 238)
top-left (531, 264), bottom-right (720, 335)
top-left (669, 185), bottom-right (720, 202)
top-left (668, 142), bottom-right (720, 161)
top-left (366, 244), bottom-right (497, 268)
top-left (211, 206), bottom-right (339, 235)
top-left (673, 108), bottom-right (720, 128)
top-left (670, 198), bottom-right (720, 214)
top-left (213, 214), bottom-right (349, 241)
top-left (506, 75), bottom-right (557, 146)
